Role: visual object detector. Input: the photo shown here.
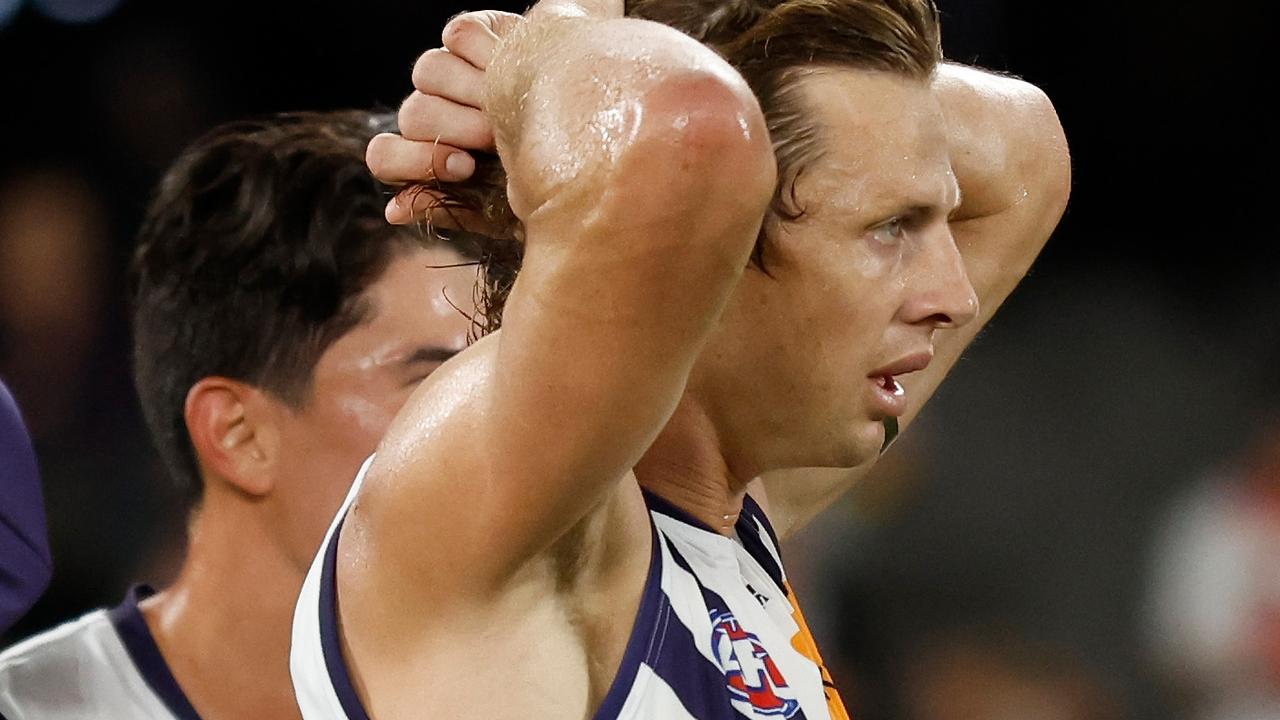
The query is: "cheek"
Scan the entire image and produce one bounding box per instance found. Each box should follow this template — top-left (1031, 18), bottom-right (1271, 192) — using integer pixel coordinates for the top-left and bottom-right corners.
top-left (332, 392), bottom-right (401, 441)
top-left (846, 240), bottom-right (899, 280)
top-left (293, 391), bottom-right (401, 468)
top-left (780, 266), bottom-right (893, 385)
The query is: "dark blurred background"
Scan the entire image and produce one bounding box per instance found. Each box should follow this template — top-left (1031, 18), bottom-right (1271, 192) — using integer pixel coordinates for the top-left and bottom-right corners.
top-left (0, 1), bottom-right (1276, 719)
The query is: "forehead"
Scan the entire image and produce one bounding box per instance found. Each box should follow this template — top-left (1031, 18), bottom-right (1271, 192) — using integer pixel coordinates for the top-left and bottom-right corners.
top-left (792, 68), bottom-right (955, 215)
top-left (315, 244), bottom-right (476, 375)
top-left (363, 244), bottom-right (476, 326)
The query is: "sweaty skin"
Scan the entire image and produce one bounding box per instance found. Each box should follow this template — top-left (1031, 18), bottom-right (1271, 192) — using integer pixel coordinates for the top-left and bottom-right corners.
top-left (340, 4), bottom-right (777, 718)
top-left (345, 4), bottom-right (1070, 719)
top-left (142, 246), bottom-right (475, 720)
top-left (754, 64), bottom-right (1071, 539)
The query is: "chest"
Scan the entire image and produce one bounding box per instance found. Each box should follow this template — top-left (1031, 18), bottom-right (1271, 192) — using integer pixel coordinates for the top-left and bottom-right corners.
top-left (643, 517), bottom-right (830, 720)
top-left (374, 531), bottom-right (651, 720)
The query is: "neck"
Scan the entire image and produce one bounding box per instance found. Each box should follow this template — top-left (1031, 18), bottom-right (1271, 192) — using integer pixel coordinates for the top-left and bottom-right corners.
top-left (141, 488), bottom-right (304, 720)
top-left (635, 398), bottom-right (749, 536)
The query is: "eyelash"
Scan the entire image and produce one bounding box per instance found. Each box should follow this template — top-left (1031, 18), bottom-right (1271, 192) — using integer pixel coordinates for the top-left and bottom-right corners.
top-left (404, 370), bottom-right (437, 388)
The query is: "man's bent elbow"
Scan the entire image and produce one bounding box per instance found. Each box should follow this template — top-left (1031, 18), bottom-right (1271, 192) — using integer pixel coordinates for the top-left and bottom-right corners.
top-left (630, 71), bottom-right (776, 220)
top-left (979, 74), bottom-right (1071, 228)
top-left (1018, 84), bottom-right (1072, 224)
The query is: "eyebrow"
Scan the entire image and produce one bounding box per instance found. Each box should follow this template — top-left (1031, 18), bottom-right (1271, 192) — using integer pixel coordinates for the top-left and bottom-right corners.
top-left (399, 346), bottom-right (461, 366)
top-left (870, 180), bottom-right (962, 222)
top-left (880, 203), bottom-right (947, 225)
top-left (902, 189), bottom-right (963, 220)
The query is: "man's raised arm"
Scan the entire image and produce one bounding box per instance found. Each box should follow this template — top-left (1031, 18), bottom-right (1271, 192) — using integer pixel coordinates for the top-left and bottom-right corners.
top-left (350, 2), bottom-right (776, 601)
top-left (759, 63), bottom-right (1072, 539)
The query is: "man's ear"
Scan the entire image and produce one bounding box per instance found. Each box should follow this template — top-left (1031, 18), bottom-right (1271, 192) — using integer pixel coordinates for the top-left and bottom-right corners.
top-left (184, 378), bottom-right (279, 497)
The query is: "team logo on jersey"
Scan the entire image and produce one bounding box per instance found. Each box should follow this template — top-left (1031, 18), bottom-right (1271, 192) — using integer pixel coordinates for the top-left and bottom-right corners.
top-left (710, 610), bottom-right (802, 718)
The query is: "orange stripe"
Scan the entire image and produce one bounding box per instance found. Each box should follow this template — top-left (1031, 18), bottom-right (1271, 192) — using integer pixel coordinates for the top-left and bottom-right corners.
top-left (785, 581), bottom-right (851, 720)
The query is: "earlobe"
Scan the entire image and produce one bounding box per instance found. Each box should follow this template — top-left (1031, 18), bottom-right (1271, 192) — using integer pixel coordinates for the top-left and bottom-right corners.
top-left (184, 378), bottom-right (275, 497)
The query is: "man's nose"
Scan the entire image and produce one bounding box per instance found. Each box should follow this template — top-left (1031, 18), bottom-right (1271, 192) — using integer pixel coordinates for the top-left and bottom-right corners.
top-left (901, 226), bottom-right (979, 330)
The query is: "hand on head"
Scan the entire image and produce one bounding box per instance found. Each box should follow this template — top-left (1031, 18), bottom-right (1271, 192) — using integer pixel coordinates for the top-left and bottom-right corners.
top-left (368, 0), bottom-right (623, 231)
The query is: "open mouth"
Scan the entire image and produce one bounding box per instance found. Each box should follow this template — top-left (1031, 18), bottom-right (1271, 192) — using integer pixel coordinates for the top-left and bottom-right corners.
top-left (878, 374), bottom-right (904, 396)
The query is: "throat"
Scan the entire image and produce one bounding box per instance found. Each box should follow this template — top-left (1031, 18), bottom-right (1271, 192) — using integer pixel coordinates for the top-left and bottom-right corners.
top-left (141, 505), bottom-right (307, 719)
top-left (636, 441), bottom-right (748, 537)
top-left (634, 396), bottom-right (750, 536)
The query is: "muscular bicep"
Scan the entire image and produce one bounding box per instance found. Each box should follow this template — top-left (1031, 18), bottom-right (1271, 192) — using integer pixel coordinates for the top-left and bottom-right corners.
top-left (348, 19), bottom-right (775, 606)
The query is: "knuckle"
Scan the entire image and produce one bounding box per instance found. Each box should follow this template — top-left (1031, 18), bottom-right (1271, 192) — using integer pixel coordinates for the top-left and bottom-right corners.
top-left (396, 90), bottom-right (418, 118)
top-left (397, 94), bottom-right (434, 138)
top-left (365, 137), bottom-right (391, 176)
top-left (442, 12), bottom-right (483, 47)
top-left (470, 121), bottom-right (495, 148)
top-left (412, 48), bottom-right (450, 90)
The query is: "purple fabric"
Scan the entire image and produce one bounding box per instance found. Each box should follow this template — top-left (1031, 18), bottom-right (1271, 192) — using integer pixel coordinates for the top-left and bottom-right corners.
top-left (0, 380), bottom-right (51, 634)
top-left (108, 585), bottom-right (202, 719)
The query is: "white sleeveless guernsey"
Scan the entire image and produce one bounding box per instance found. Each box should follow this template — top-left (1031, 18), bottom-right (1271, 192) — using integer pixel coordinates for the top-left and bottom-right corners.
top-left (291, 457), bottom-right (844, 719)
top-left (0, 586), bottom-right (202, 719)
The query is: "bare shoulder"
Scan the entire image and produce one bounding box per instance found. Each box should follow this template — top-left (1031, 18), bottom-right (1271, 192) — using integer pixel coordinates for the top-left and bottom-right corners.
top-left (332, 9), bottom-right (776, 693)
top-left (341, 332), bottom-right (501, 600)
top-left (368, 333), bottom-right (500, 475)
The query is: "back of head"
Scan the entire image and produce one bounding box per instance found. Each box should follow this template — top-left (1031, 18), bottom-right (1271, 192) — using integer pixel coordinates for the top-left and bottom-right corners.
top-left (131, 111), bottom-right (421, 503)
top-left (441, 0), bottom-right (942, 332)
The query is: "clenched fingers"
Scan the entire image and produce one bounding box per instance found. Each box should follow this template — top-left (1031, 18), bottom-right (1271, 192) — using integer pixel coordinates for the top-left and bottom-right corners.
top-left (411, 49), bottom-right (487, 109)
top-left (398, 91), bottom-right (494, 150)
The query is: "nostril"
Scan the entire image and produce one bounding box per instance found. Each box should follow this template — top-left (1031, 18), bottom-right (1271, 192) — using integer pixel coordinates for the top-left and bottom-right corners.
top-left (925, 312), bottom-right (954, 328)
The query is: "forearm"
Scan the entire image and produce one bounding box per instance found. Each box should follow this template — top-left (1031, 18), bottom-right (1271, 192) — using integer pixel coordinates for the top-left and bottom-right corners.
top-left (935, 63), bottom-right (1071, 226)
top-left (904, 64), bottom-right (1070, 414)
top-left (358, 5), bottom-right (774, 588)
top-left (759, 67), bottom-right (1071, 541)
top-left (931, 62), bottom-right (1071, 367)
top-left (483, 11), bottom-right (765, 224)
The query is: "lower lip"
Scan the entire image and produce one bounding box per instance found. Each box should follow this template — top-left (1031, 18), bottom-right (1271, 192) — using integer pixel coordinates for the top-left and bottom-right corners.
top-left (868, 375), bottom-right (907, 417)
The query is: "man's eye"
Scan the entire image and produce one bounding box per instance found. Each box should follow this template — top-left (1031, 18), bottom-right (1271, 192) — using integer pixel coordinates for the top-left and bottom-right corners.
top-left (403, 368), bottom-right (439, 389)
top-left (870, 219), bottom-right (905, 246)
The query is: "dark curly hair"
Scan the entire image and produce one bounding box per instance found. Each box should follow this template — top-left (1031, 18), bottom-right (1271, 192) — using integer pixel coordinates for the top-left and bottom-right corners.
top-left (418, 0), bottom-right (942, 335)
top-left (130, 110), bottom-right (472, 502)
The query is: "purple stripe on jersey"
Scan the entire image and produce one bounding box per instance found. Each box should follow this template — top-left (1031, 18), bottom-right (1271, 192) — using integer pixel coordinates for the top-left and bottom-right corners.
top-left (739, 495), bottom-right (781, 555)
top-left (659, 535), bottom-right (809, 720)
top-left (107, 585), bottom-right (203, 720)
top-left (319, 515), bottom-right (372, 720)
top-left (0, 380), bottom-right (51, 634)
top-left (318, 509), bottom-right (667, 720)
top-left (735, 496), bottom-right (786, 593)
top-left (647, 536), bottom-right (743, 720)
top-left (641, 489), bottom-right (716, 533)
top-left (642, 488), bottom-right (785, 596)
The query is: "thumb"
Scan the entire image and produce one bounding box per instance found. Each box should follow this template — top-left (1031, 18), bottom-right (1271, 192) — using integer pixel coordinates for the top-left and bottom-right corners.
top-left (442, 11), bottom-right (525, 69)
